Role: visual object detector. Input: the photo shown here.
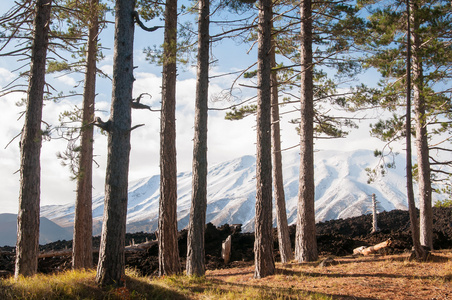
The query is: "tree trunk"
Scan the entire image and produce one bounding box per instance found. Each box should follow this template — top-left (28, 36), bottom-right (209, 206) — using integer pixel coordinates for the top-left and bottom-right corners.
top-left (95, 0), bottom-right (134, 286)
top-left (72, 0), bottom-right (98, 270)
top-left (295, 0), bottom-right (318, 263)
top-left (371, 194), bottom-right (379, 233)
top-left (411, 1), bottom-right (432, 250)
top-left (405, 0), bottom-right (424, 260)
top-left (254, 0), bottom-right (275, 279)
top-left (186, 0), bottom-right (209, 277)
top-left (15, 0), bottom-right (52, 278)
top-left (159, 0), bottom-right (181, 276)
top-left (270, 32), bottom-right (293, 263)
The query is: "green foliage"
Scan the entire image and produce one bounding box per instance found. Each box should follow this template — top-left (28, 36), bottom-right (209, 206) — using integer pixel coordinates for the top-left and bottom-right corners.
top-left (244, 70), bottom-right (258, 78)
top-left (355, 0), bottom-right (452, 117)
top-left (47, 61), bottom-right (72, 73)
top-left (54, 106), bottom-right (85, 179)
top-left (222, 0), bottom-right (257, 13)
top-left (144, 21), bottom-right (196, 67)
top-left (143, 3), bottom-right (196, 68)
top-left (369, 114), bottom-right (406, 142)
top-left (365, 149), bottom-right (398, 184)
top-left (136, 0), bottom-right (163, 21)
top-left (434, 199), bottom-right (452, 208)
top-left (225, 105), bottom-right (257, 120)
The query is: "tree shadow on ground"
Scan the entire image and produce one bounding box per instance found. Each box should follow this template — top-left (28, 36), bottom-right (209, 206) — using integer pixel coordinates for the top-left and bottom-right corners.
top-left (208, 277), bottom-right (379, 300)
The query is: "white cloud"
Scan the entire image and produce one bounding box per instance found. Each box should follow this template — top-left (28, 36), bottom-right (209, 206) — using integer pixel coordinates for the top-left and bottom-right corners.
top-left (0, 4), bottom-right (405, 216)
top-left (99, 64), bottom-right (113, 77)
top-left (0, 67), bottom-right (16, 87)
top-left (0, 68), bottom-right (394, 216)
top-left (56, 75), bottom-right (77, 87)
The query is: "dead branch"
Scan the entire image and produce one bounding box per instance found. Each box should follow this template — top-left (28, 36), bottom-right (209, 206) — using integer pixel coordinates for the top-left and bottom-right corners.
top-left (132, 11), bottom-right (163, 32)
top-left (93, 117), bottom-right (112, 132)
top-left (37, 239), bottom-right (158, 258)
top-left (131, 124), bottom-right (145, 131)
top-left (131, 93), bottom-right (160, 111)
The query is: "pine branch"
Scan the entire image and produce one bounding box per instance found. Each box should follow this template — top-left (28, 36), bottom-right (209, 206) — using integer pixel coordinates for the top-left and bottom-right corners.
top-left (132, 11), bottom-right (163, 32)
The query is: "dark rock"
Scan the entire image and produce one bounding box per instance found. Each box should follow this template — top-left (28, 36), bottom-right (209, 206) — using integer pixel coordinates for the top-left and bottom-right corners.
top-left (1, 207), bottom-right (451, 276)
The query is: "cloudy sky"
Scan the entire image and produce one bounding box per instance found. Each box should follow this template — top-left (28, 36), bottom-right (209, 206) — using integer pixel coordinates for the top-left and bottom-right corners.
top-left (0, 1), bottom-right (391, 214)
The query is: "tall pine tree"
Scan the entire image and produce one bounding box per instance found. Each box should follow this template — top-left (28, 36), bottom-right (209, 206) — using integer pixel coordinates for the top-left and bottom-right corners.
top-left (95, 0), bottom-right (135, 286)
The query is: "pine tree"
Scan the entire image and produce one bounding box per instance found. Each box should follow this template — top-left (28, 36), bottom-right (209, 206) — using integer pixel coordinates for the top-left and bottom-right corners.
top-left (72, 0), bottom-right (100, 270)
top-left (295, 0), bottom-right (318, 263)
top-left (158, 0), bottom-right (181, 276)
top-left (410, 0), bottom-right (432, 250)
top-left (270, 29), bottom-right (293, 263)
top-left (95, 0), bottom-right (135, 286)
top-left (186, 0), bottom-right (210, 276)
top-left (405, 0), bottom-right (425, 260)
top-left (254, 0), bottom-right (275, 279)
top-left (355, 0), bottom-right (452, 251)
top-left (14, 0), bottom-right (53, 278)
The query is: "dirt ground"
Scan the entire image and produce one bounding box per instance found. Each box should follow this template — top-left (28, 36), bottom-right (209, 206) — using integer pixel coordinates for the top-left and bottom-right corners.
top-left (1, 207), bottom-right (451, 277)
top-left (206, 250), bottom-right (452, 300)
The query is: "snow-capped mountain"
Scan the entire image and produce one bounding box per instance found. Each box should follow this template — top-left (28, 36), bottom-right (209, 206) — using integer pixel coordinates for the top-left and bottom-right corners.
top-left (41, 149), bottom-right (412, 234)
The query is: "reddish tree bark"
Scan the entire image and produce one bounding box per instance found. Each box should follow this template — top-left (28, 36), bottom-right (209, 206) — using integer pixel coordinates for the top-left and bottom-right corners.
top-left (15, 0), bottom-right (52, 278)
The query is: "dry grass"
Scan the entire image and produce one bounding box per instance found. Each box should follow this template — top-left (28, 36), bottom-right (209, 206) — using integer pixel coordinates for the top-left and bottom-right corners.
top-left (207, 250), bottom-right (452, 300)
top-left (1, 250), bottom-right (451, 299)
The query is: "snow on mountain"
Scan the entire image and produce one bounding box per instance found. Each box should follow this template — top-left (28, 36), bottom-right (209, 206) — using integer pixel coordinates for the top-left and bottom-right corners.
top-left (41, 149), bottom-right (411, 234)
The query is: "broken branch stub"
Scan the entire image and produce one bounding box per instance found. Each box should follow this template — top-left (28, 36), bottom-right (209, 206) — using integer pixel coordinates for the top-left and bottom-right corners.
top-left (221, 235), bottom-right (232, 264)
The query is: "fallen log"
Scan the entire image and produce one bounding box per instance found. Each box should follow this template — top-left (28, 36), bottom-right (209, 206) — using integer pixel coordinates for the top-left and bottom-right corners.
top-left (353, 239), bottom-right (392, 256)
top-left (39, 249), bottom-right (73, 258)
top-left (125, 240), bottom-right (157, 251)
top-left (36, 239), bottom-right (158, 258)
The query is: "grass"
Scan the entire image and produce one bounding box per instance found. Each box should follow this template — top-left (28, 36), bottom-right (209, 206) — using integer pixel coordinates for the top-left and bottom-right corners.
top-left (1, 250), bottom-right (451, 299)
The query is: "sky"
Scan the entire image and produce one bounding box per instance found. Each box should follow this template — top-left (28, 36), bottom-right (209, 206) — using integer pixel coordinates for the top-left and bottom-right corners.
top-left (0, 0), bottom-right (395, 214)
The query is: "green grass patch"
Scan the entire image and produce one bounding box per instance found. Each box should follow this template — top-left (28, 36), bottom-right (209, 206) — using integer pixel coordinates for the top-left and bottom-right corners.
top-left (0, 269), bottom-right (333, 300)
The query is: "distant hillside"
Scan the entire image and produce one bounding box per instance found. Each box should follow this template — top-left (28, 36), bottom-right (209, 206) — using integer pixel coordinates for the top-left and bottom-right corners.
top-left (40, 149), bottom-right (426, 234)
top-left (0, 213), bottom-right (73, 247)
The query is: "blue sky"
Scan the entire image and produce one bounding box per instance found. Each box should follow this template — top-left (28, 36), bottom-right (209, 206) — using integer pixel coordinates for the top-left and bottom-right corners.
top-left (0, 0), bottom-right (393, 214)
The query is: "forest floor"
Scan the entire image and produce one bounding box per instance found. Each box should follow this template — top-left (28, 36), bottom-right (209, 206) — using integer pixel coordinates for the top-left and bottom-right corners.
top-left (1, 207), bottom-right (451, 299)
top-left (205, 250), bottom-right (452, 300)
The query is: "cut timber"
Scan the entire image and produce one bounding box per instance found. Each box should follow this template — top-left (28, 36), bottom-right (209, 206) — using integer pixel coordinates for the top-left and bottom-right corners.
top-left (353, 239), bottom-right (392, 256)
top-left (221, 235), bottom-right (232, 264)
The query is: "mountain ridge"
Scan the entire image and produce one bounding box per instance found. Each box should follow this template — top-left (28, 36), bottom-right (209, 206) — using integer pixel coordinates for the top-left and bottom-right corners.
top-left (40, 149), bottom-right (414, 235)
top-left (0, 213), bottom-right (73, 247)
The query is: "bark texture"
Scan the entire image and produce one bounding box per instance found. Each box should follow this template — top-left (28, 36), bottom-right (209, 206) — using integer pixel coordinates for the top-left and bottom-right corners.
top-left (72, 0), bottom-right (98, 270)
top-left (15, 0), bottom-right (52, 278)
top-left (295, 0), bottom-right (318, 263)
top-left (159, 0), bottom-right (181, 276)
top-left (270, 36), bottom-right (293, 263)
top-left (405, 0), bottom-right (424, 260)
top-left (95, 0), bottom-right (134, 286)
top-left (411, 2), bottom-right (432, 250)
top-left (254, 0), bottom-right (275, 279)
top-left (186, 0), bottom-right (209, 276)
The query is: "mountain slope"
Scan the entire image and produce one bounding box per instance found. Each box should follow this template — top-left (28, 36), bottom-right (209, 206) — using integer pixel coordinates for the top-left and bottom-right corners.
top-left (0, 213), bottom-right (73, 247)
top-left (40, 149), bottom-right (413, 234)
